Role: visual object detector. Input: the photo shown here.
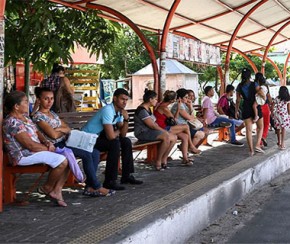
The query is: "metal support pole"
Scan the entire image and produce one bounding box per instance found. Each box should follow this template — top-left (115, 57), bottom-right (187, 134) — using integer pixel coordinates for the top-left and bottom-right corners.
top-left (224, 0), bottom-right (267, 89)
top-left (283, 53), bottom-right (290, 85)
top-left (159, 51), bottom-right (166, 96)
top-left (159, 0), bottom-right (181, 99)
top-left (0, 0), bottom-right (6, 213)
top-left (261, 20), bottom-right (290, 74)
top-left (24, 58), bottom-right (30, 98)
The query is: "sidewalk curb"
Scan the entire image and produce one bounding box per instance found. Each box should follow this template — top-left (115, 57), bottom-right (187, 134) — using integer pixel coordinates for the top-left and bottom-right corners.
top-left (116, 147), bottom-right (290, 243)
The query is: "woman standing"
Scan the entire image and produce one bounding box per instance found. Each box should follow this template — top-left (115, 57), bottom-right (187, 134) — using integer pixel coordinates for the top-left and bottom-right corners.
top-left (39, 64), bottom-right (74, 113)
top-left (3, 91), bottom-right (69, 207)
top-left (254, 72), bottom-right (272, 147)
top-left (134, 89), bottom-right (177, 170)
top-left (32, 87), bottom-right (114, 197)
top-left (235, 68), bottom-right (264, 156)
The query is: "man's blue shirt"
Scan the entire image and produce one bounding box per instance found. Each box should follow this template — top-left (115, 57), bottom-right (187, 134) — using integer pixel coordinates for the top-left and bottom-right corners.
top-left (82, 103), bottom-right (123, 135)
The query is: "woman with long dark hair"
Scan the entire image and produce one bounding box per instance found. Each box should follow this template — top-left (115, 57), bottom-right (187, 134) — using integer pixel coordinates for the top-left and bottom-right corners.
top-left (3, 91), bottom-right (70, 207)
top-left (272, 86), bottom-right (290, 149)
top-left (154, 90), bottom-right (199, 165)
top-left (254, 72), bottom-right (272, 146)
top-left (235, 68), bottom-right (264, 156)
top-left (134, 89), bottom-right (178, 170)
top-left (32, 87), bottom-right (115, 197)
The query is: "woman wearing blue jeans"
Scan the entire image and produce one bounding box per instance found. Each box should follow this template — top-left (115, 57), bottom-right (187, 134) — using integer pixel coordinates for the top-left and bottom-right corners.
top-left (32, 87), bottom-right (115, 197)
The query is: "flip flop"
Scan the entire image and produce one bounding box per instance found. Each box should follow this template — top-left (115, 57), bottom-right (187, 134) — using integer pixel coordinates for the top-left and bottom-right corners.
top-left (161, 163), bottom-right (169, 169)
top-left (181, 159), bottom-right (194, 166)
top-left (255, 147), bottom-right (265, 154)
top-left (37, 186), bottom-right (50, 196)
top-left (53, 198), bottom-right (68, 207)
top-left (279, 146), bottom-right (286, 150)
top-left (188, 149), bottom-right (202, 155)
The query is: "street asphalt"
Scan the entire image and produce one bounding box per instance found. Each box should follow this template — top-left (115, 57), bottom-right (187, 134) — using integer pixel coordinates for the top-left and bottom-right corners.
top-left (229, 176), bottom-right (290, 243)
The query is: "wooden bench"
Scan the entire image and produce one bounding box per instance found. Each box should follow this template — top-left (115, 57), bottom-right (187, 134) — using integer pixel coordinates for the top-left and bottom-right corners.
top-left (3, 109), bottom-right (161, 204)
top-left (58, 109), bottom-right (161, 163)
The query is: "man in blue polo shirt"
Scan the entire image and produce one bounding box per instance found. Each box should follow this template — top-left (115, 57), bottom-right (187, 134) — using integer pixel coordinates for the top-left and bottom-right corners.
top-left (82, 88), bottom-right (143, 190)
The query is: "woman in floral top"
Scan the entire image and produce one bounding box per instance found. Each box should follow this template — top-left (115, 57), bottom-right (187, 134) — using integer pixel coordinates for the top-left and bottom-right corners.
top-left (3, 91), bottom-right (69, 207)
top-left (32, 87), bottom-right (114, 197)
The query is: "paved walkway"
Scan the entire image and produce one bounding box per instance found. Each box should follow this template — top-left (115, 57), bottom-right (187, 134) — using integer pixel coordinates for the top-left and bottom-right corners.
top-left (0, 130), bottom-right (280, 243)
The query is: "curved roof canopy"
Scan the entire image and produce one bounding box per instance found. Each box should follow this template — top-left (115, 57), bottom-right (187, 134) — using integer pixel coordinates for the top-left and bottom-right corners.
top-left (50, 0), bottom-right (290, 53)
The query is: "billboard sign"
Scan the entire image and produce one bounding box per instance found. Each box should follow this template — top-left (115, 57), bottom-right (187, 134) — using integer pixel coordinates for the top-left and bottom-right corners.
top-left (166, 33), bottom-right (221, 65)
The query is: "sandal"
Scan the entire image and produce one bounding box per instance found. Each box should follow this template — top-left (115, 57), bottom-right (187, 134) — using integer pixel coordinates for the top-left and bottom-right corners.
top-left (155, 166), bottom-right (165, 171)
top-left (254, 147), bottom-right (265, 154)
top-left (54, 199), bottom-right (68, 207)
top-left (261, 138), bottom-right (268, 147)
top-left (181, 159), bottom-right (194, 166)
top-left (161, 163), bottom-right (169, 169)
top-left (188, 149), bottom-right (202, 155)
top-left (83, 189), bottom-right (115, 197)
top-left (279, 145), bottom-right (286, 150)
top-left (37, 186), bottom-right (51, 197)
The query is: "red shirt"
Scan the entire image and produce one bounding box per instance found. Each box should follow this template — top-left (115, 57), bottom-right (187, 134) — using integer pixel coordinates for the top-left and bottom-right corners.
top-left (217, 94), bottom-right (230, 116)
top-left (154, 109), bottom-right (167, 129)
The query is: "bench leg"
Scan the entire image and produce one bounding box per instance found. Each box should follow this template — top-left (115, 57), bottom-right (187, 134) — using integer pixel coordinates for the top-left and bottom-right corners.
top-left (146, 144), bottom-right (157, 164)
top-left (218, 128), bottom-right (229, 141)
top-left (3, 171), bottom-right (16, 204)
top-left (65, 171), bottom-right (76, 186)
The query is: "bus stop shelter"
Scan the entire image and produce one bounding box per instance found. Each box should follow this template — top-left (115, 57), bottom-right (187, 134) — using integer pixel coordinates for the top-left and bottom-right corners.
top-left (0, 0), bottom-right (290, 212)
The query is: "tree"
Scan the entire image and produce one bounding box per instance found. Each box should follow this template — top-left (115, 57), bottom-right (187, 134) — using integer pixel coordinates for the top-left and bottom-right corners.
top-left (5, 0), bottom-right (120, 73)
top-left (100, 26), bottom-right (158, 79)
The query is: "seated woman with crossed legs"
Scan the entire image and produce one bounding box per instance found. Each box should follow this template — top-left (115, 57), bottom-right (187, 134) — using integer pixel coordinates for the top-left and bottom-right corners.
top-left (32, 87), bottom-right (114, 197)
top-left (171, 89), bottom-right (206, 148)
top-left (3, 91), bottom-right (69, 207)
top-left (154, 90), bottom-right (200, 165)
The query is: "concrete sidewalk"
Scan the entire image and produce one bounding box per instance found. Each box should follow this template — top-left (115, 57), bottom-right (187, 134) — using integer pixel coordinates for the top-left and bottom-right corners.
top-left (0, 131), bottom-right (289, 243)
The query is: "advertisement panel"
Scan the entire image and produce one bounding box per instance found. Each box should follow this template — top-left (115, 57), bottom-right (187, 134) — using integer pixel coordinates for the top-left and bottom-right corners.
top-left (166, 33), bottom-right (221, 65)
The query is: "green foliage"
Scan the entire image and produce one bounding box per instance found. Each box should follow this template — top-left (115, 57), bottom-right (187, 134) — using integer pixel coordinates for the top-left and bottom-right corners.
top-left (100, 26), bottom-right (158, 79)
top-left (184, 52), bottom-right (285, 88)
top-left (5, 0), bottom-right (120, 73)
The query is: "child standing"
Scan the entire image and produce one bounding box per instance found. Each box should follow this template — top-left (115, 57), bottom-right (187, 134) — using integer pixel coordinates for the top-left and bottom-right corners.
top-left (252, 85), bottom-right (267, 122)
top-left (272, 86), bottom-right (290, 150)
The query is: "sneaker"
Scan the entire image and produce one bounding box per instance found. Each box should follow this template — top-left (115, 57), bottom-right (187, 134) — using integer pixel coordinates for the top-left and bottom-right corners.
top-left (121, 175), bottom-right (143, 185)
top-left (220, 122), bottom-right (232, 128)
top-left (230, 140), bottom-right (244, 147)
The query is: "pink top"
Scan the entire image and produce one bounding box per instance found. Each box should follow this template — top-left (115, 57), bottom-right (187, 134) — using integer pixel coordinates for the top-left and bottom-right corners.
top-left (202, 96), bottom-right (217, 125)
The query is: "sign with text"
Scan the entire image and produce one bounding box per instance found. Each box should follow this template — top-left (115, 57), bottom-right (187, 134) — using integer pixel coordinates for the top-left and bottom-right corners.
top-left (166, 33), bottom-right (221, 65)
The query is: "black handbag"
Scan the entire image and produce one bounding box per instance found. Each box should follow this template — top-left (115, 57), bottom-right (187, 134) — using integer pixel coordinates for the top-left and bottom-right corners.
top-left (165, 117), bottom-right (177, 126)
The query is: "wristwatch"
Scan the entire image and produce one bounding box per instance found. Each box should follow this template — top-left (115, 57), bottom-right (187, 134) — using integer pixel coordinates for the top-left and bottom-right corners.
top-left (123, 118), bottom-right (129, 122)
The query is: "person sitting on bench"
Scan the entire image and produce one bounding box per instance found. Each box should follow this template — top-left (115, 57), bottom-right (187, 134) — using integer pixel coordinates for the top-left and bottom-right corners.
top-left (134, 89), bottom-right (177, 170)
top-left (171, 88), bottom-right (206, 148)
top-left (154, 90), bottom-right (199, 165)
top-left (3, 91), bottom-right (69, 207)
top-left (217, 84), bottom-right (245, 133)
top-left (82, 88), bottom-right (143, 191)
top-left (202, 86), bottom-right (244, 147)
top-left (32, 87), bottom-right (115, 197)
